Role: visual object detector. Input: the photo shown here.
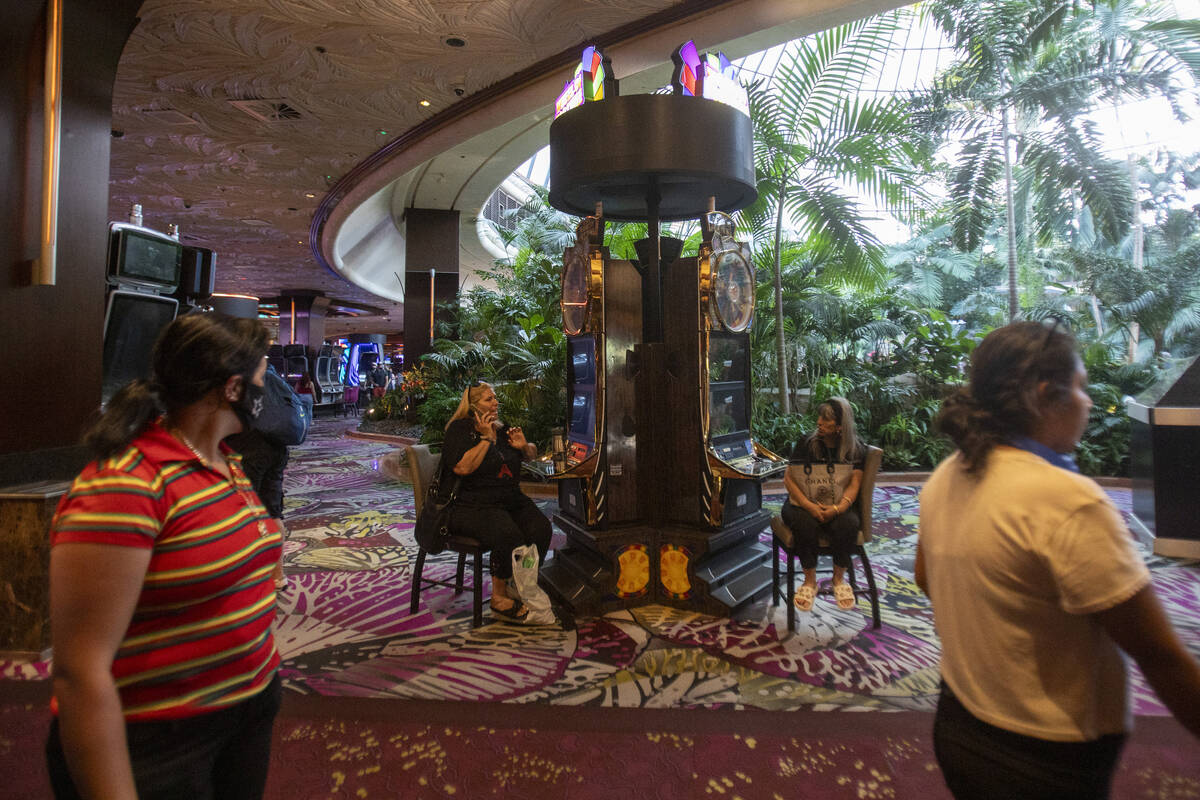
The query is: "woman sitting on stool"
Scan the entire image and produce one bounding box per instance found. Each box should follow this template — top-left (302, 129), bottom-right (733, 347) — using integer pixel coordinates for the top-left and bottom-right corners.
top-left (781, 396), bottom-right (866, 612)
top-left (442, 381), bottom-right (552, 622)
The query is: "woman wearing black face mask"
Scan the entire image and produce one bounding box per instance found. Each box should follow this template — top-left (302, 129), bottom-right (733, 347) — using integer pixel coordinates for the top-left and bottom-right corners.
top-left (45, 313), bottom-right (282, 800)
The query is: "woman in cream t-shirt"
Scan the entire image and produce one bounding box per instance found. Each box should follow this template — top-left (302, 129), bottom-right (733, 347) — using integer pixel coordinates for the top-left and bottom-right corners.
top-left (917, 321), bottom-right (1200, 799)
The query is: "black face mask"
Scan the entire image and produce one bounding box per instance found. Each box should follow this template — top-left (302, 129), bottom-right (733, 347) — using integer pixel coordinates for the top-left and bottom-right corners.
top-left (233, 380), bottom-right (265, 432)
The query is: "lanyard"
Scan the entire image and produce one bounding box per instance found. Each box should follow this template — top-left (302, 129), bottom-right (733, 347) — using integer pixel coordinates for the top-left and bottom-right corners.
top-left (1009, 435), bottom-right (1080, 473)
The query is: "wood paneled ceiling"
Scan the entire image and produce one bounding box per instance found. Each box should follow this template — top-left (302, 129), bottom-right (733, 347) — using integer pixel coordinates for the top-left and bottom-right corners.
top-left (107, 0), bottom-right (892, 337)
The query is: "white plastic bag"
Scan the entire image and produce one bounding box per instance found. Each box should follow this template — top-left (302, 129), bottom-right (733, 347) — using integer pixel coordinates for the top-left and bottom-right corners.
top-left (509, 544), bottom-right (556, 625)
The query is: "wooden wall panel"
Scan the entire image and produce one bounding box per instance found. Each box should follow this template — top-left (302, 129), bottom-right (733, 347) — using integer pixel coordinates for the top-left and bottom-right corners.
top-left (0, 1), bottom-right (142, 476)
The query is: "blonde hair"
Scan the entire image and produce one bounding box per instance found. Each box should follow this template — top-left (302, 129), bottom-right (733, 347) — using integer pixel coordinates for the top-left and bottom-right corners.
top-left (445, 382), bottom-right (493, 431)
top-left (808, 396), bottom-right (864, 463)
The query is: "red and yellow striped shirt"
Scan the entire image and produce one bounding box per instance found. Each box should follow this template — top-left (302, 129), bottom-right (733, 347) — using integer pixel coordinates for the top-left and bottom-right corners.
top-left (51, 422), bottom-right (281, 720)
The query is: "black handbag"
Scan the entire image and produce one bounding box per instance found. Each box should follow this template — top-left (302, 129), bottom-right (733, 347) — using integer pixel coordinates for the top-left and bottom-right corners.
top-left (413, 463), bottom-right (461, 554)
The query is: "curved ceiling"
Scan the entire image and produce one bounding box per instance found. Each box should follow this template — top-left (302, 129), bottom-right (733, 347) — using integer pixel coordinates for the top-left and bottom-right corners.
top-left (109, 0), bottom-right (902, 338)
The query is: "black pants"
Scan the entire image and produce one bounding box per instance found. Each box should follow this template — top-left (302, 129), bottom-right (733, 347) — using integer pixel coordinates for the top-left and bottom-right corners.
top-left (228, 433), bottom-right (289, 518)
top-left (933, 682), bottom-right (1126, 800)
top-left (46, 674), bottom-right (281, 800)
top-left (448, 493), bottom-right (552, 580)
top-left (780, 502), bottom-right (859, 569)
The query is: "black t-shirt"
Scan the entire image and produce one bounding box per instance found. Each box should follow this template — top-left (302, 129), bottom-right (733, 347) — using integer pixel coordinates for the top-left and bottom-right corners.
top-left (441, 417), bottom-right (524, 504)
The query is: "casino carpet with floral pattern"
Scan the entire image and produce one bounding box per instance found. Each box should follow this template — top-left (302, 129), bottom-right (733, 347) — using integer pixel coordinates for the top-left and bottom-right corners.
top-left (3, 416), bottom-right (1199, 798)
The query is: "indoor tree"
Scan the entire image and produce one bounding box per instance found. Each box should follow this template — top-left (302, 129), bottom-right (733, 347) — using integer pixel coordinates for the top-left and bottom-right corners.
top-left (744, 10), bottom-right (929, 413)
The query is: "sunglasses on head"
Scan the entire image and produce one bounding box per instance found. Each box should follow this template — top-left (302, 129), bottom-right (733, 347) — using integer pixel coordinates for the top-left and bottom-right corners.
top-left (1041, 315), bottom-right (1069, 351)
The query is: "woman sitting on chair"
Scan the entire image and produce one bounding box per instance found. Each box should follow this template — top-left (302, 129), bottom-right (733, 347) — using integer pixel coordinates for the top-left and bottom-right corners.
top-left (442, 381), bottom-right (553, 622)
top-left (781, 396), bottom-right (866, 612)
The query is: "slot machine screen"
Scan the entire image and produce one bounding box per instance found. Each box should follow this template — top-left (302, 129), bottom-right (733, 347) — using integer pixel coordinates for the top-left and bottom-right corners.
top-left (570, 391), bottom-right (595, 438)
top-left (707, 332), bottom-right (752, 457)
top-left (707, 332), bottom-right (748, 383)
top-left (101, 291), bottom-right (179, 403)
top-left (708, 381), bottom-right (749, 437)
top-left (568, 336), bottom-right (596, 385)
top-left (566, 336), bottom-right (597, 458)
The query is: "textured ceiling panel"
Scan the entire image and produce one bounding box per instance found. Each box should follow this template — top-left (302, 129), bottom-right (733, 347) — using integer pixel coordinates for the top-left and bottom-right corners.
top-left (108, 0), bottom-right (686, 337)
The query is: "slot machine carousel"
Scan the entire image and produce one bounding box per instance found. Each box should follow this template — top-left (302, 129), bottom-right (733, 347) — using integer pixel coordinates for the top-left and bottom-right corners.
top-left (540, 45), bottom-right (786, 616)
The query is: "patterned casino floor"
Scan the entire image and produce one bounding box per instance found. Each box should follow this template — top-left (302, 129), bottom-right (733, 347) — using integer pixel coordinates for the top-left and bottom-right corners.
top-left (273, 418), bottom-right (1200, 714)
top-left (6, 416), bottom-right (1200, 717)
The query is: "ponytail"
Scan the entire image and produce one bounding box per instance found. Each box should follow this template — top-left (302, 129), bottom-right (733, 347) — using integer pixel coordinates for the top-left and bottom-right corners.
top-left (935, 388), bottom-right (1007, 473)
top-left (83, 379), bottom-right (164, 460)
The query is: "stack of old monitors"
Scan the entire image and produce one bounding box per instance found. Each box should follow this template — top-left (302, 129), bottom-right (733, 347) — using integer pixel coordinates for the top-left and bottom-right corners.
top-left (102, 222), bottom-right (185, 404)
top-left (172, 244), bottom-right (216, 310)
top-left (698, 211), bottom-right (785, 527)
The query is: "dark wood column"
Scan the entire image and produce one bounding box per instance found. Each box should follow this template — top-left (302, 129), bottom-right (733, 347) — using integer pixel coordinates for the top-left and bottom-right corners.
top-left (0, 0), bottom-right (142, 482)
top-left (403, 208), bottom-right (460, 365)
top-left (278, 291), bottom-right (330, 348)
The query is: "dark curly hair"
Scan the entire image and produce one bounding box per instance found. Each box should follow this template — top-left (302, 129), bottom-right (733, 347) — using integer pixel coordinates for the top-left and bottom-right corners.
top-left (84, 312), bottom-right (270, 459)
top-left (937, 321), bottom-right (1079, 473)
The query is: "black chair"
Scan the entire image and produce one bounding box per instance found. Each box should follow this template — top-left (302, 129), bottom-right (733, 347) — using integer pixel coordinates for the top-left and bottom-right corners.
top-left (407, 444), bottom-right (488, 627)
top-left (770, 445), bottom-right (884, 632)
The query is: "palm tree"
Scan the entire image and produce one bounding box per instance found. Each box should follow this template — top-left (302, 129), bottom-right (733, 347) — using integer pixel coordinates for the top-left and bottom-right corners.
top-left (915, 0), bottom-right (1200, 321)
top-left (744, 11), bottom-right (929, 413)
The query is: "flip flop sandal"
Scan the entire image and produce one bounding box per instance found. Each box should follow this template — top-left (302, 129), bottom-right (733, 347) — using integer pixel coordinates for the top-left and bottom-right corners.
top-left (489, 600), bottom-right (530, 623)
top-left (792, 584), bottom-right (816, 613)
top-left (833, 582), bottom-right (856, 610)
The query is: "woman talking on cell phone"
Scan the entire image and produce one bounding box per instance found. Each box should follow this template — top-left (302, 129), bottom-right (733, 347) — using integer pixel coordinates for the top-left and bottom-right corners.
top-left (917, 320), bottom-right (1200, 799)
top-left (440, 381), bottom-right (552, 622)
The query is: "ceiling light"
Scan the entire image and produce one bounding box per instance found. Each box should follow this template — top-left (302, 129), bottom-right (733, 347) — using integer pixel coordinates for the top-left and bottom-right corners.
top-left (419, 99), bottom-right (431, 107)
top-left (304, 192), bottom-right (316, 198)
top-left (444, 36), bottom-right (467, 48)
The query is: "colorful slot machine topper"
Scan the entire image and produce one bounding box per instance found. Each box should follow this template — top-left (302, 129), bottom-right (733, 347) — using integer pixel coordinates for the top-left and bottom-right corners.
top-left (671, 40), bottom-right (702, 97)
top-left (670, 41), bottom-right (749, 118)
top-left (554, 45), bottom-right (615, 119)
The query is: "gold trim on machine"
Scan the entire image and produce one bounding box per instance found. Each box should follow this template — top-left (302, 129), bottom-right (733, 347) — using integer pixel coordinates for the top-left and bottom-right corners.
top-left (561, 215), bottom-right (606, 335)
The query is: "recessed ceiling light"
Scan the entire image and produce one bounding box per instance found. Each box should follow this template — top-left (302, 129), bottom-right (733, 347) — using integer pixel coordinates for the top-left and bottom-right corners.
top-left (444, 36), bottom-right (467, 48)
top-left (304, 192), bottom-right (316, 198)
top-left (419, 99), bottom-right (431, 107)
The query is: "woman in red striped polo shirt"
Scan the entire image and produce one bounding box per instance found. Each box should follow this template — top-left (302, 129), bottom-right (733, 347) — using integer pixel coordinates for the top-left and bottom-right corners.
top-left (46, 313), bottom-right (280, 800)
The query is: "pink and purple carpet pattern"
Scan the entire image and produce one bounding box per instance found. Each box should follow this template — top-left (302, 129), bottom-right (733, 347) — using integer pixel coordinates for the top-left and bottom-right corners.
top-left (6, 418), bottom-right (1199, 720)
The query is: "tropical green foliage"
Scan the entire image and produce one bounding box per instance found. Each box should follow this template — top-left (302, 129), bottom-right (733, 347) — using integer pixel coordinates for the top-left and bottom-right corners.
top-left (911, 0), bottom-right (1200, 319)
top-left (745, 10), bottom-right (931, 411)
top-left (394, 0), bottom-right (1199, 478)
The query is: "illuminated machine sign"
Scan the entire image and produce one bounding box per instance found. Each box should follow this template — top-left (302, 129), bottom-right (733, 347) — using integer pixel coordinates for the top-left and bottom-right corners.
top-left (670, 40), bottom-right (749, 118)
top-left (554, 45), bottom-right (613, 118)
